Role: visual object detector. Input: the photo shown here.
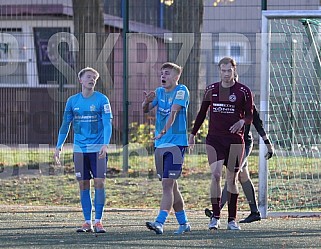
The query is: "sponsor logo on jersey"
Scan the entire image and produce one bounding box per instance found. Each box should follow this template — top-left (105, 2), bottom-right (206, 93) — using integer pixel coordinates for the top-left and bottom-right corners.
top-left (176, 90), bottom-right (185, 100)
top-left (74, 107), bottom-right (80, 111)
top-left (158, 107), bottom-right (171, 115)
top-left (212, 103), bottom-right (235, 114)
top-left (75, 172), bottom-right (81, 177)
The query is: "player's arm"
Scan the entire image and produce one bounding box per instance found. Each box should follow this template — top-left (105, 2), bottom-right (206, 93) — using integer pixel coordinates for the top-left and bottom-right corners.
top-left (99, 99), bottom-right (113, 159)
top-left (142, 90), bottom-right (156, 113)
top-left (252, 105), bottom-right (274, 159)
top-left (262, 134), bottom-right (274, 159)
top-left (243, 87), bottom-right (254, 125)
top-left (189, 95), bottom-right (210, 148)
top-left (154, 104), bottom-right (182, 140)
top-left (99, 118), bottom-right (112, 159)
top-left (54, 99), bottom-right (73, 164)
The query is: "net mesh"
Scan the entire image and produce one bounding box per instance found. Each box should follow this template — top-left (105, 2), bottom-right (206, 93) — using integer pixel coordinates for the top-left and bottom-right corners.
top-left (267, 16), bottom-right (321, 211)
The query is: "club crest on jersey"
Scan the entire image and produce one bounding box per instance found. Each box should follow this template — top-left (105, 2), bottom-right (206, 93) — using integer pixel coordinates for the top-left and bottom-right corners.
top-left (90, 104), bottom-right (96, 111)
top-left (104, 103), bottom-right (111, 113)
top-left (229, 94), bottom-right (237, 102)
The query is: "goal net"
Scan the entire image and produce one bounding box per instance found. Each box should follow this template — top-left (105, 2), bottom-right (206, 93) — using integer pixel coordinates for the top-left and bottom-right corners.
top-left (259, 10), bottom-right (321, 217)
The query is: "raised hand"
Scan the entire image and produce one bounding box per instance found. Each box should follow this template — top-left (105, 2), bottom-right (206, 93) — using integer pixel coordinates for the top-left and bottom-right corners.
top-left (143, 91), bottom-right (156, 103)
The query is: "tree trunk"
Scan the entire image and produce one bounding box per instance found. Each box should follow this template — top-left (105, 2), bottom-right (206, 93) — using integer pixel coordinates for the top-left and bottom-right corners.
top-left (72, 0), bottom-right (113, 91)
top-left (164, 0), bottom-right (204, 126)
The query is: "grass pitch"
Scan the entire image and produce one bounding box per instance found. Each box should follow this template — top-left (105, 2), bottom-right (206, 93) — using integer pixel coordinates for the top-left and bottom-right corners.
top-left (0, 205), bottom-right (320, 249)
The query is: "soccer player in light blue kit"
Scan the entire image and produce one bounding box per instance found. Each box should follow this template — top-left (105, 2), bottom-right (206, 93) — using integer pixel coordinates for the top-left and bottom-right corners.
top-left (54, 67), bottom-right (112, 233)
top-left (143, 62), bottom-right (191, 235)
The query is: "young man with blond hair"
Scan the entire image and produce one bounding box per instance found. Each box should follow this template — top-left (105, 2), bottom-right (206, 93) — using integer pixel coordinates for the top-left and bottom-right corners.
top-left (143, 62), bottom-right (191, 235)
top-left (54, 67), bottom-right (112, 233)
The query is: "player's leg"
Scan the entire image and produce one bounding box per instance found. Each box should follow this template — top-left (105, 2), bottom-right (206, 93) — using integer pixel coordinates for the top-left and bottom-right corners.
top-left (173, 180), bottom-right (184, 212)
top-left (146, 147), bottom-right (166, 234)
top-left (220, 181), bottom-right (228, 210)
top-left (225, 142), bottom-right (244, 230)
top-left (239, 164), bottom-right (261, 223)
top-left (74, 152), bottom-right (94, 232)
top-left (226, 168), bottom-right (240, 230)
top-left (146, 146), bottom-right (180, 234)
top-left (169, 146), bottom-right (190, 234)
top-left (206, 140), bottom-right (223, 230)
top-left (221, 142), bottom-right (250, 211)
top-left (209, 160), bottom-right (224, 216)
top-left (173, 166), bottom-right (191, 235)
top-left (90, 152), bottom-right (108, 233)
top-left (238, 142), bottom-right (261, 223)
top-left (208, 159), bottom-right (224, 230)
top-left (146, 177), bottom-right (175, 234)
top-left (159, 178), bottom-right (175, 213)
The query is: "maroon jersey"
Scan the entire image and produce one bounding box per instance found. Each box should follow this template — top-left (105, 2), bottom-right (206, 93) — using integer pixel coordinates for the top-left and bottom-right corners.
top-left (191, 81), bottom-right (253, 138)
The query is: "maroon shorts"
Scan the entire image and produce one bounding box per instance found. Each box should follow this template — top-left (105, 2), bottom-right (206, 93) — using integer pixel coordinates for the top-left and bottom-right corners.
top-left (206, 135), bottom-right (244, 170)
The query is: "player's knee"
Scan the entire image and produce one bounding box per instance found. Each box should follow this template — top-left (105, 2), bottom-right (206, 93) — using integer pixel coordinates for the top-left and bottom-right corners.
top-left (238, 169), bottom-right (249, 183)
top-left (162, 178), bottom-right (175, 191)
top-left (238, 174), bottom-right (249, 183)
top-left (78, 180), bottom-right (90, 190)
top-left (226, 182), bottom-right (238, 194)
top-left (94, 178), bottom-right (105, 189)
top-left (228, 186), bottom-right (238, 194)
top-left (211, 172), bottom-right (221, 182)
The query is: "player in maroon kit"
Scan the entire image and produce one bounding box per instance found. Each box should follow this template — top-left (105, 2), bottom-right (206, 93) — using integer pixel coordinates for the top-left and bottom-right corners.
top-left (189, 57), bottom-right (253, 230)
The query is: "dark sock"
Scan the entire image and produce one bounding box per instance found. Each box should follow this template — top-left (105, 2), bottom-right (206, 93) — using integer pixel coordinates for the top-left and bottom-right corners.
top-left (241, 180), bottom-right (259, 213)
top-left (211, 197), bottom-right (221, 219)
top-left (249, 205), bottom-right (259, 214)
top-left (227, 192), bottom-right (238, 222)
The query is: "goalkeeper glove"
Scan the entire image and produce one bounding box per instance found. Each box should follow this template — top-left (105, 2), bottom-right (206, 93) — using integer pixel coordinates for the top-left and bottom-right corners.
top-left (264, 139), bottom-right (274, 160)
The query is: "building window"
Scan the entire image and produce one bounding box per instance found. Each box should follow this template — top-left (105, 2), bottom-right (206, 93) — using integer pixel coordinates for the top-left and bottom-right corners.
top-left (33, 27), bottom-right (75, 85)
top-left (0, 29), bottom-right (28, 85)
top-left (230, 45), bottom-right (242, 57)
top-left (213, 41), bottom-right (250, 64)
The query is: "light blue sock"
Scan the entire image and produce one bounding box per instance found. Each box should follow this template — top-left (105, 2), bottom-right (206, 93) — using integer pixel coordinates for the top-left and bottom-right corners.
top-left (155, 210), bottom-right (168, 224)
top-left (80, 189), bottom-right (92, 221)
top-left (94, 188), bottom-right (106, 220)
top-left (175, 210), bottom-right (188, 225)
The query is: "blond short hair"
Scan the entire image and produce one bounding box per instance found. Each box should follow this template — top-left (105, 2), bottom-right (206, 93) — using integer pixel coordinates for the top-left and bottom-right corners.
top-left (78, 67), bottom-right (100, 79)
top-left (161, 62), bottom-right (183, 76)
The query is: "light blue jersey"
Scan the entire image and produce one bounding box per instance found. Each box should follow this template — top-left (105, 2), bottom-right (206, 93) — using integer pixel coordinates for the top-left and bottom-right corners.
top-left (56, 91), bottom-right (113, 153)
top-left (152, 84), bottom-right (189, 148)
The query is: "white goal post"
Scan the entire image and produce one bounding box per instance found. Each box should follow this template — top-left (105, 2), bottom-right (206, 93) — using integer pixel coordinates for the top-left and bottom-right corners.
top-left (259, 10), bottom-right (321, 218)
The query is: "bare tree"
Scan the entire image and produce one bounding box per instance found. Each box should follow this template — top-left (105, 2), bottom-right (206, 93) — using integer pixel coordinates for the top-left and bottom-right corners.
top-left (72, 0), bottom-right (112, 91)
top-left (164, 0), bottom-right (204, 125)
